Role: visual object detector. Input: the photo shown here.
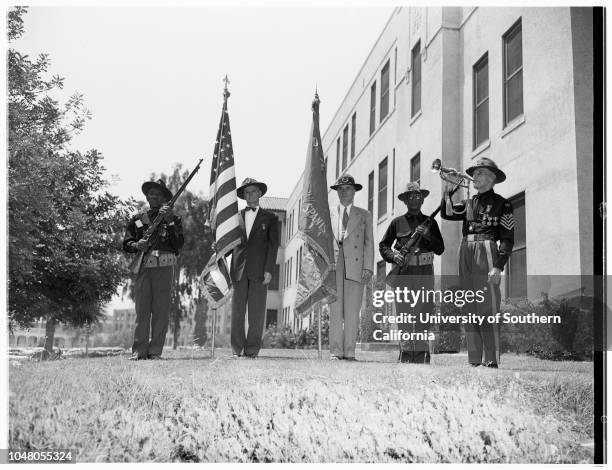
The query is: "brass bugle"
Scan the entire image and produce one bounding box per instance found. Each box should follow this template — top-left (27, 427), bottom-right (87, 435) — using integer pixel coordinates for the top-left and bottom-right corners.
top-left (431, 158), bottom-right (474, 182)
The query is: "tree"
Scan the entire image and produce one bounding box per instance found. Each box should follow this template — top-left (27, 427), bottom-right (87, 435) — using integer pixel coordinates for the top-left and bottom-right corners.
top-left (8, 7), bottom-right (134, 352)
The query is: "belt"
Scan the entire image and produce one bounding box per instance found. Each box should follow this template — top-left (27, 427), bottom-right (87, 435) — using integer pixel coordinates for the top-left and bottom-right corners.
top-left (143, 250), bottom-right (177, 269)
top-left (405, 252), bottom-right (434, 266)
top-left (463, 234), bottom-right (495, 242)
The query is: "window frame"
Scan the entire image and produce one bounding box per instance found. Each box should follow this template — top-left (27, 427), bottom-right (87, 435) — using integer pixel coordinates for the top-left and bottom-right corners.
top-left (351, 112), bottom-right (356, 160)
top-left (411, 40), bottom-right (422, 117)
top-left (502, 18), bottom-right (524, 127)
top-left (410, 153), bottom-right (421, 184)
top-left (505, 192), bottom-right (526, 299)
top-left (342, 124), bottom-right (349, 170)
top-left (370, 81), bottom-right (377, 135)
top-left (378, 157), bottom-right (388, 217)
top-left (473, 52), bottom-right (489, 149)
top-left (380, 59), bottom-right (390, 122)
top-left (368, 171), bottom-right (374, 214)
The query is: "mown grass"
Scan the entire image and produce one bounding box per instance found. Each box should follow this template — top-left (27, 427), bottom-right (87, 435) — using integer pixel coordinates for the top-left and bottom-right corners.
top-left (9, 349), bottom-right (594, 463)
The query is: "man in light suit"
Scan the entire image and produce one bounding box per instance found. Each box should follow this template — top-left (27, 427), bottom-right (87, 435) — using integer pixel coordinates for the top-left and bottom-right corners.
top-left (230, 178), bottom-right (279, 359)
top-left (329, 175), bottom-right (374, 360)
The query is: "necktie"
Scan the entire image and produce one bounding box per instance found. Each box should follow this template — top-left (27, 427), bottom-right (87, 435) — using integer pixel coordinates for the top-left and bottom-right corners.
top-left (245, 206), bottom-right (257, 212)
top-left (342, 207), bottom-right (349, 230)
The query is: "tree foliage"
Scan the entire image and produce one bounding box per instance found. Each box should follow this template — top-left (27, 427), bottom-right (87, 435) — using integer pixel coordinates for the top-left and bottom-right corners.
top-left (8, 7), bottom-right (134, 339)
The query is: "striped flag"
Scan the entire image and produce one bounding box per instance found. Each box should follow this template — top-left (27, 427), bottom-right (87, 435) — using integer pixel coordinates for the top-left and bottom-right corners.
top-left (201, 83), bottom-right (242, 307)
top-left (208, 85), bottom-right (243, 259)
top-left (201, 256), bottom-right (232, 308)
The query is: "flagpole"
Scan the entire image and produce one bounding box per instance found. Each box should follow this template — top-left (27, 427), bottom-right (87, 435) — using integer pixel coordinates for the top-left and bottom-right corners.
top-left (211, 307), bottom-right (216, 359)
top-left (317, 302), bottom-right (322, 360)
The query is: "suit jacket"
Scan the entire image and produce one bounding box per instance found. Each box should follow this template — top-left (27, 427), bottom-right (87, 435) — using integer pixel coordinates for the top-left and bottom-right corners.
top-left (230, 207), bottom-right (279, 283)
top-left (330, 204), bottom-right (374, 283)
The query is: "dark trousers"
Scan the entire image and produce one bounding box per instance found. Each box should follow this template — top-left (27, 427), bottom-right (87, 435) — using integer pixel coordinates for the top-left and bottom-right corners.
top-left (396, 265), bottom-right (433, 363)
top-left (459, 239), bottom-right (501, 365)
top-left (231, 277), bottom-right (268, 356)
top-left (133, 265), bottom-right (174, 357)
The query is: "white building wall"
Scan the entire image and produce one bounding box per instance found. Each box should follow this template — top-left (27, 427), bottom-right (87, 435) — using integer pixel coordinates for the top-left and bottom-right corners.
top-left (278, 6), bottom-right (593, 328)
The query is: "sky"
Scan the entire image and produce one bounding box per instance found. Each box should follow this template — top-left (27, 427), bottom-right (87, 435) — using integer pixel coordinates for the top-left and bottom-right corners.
top-left (12, 5), bottom-right (394, 201)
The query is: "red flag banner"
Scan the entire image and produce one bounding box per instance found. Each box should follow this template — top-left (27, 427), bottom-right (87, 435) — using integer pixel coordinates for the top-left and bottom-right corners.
top-left (295, 93), bottom-right (337, 314)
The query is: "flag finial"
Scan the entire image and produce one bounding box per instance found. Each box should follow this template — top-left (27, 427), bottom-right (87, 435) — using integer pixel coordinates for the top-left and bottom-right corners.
top-left (223, 75), bottom-right (230, 100)
top-left (312, 88), bottom-right (320, 112)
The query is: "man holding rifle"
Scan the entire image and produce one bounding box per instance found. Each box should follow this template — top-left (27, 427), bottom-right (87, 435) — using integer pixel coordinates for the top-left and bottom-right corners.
top-left (379, 182), bottom-right (444, 364)
top-left (123, 179), bottom-right (185, 360)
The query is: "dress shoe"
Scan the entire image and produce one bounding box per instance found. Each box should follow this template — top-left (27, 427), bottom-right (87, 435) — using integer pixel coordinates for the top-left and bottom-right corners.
top-left (343, 357), bottom-right (357, 362)
top-left (329, 355), bottom-right (341, 361)
top-left (129, 354), bottom-right (146, 361)
top-left (148, 355), bottom-right (163, 360)
top-left (484, 361), bottom-right (498, 368)
top-left (470, 363), bottom-right (481, 367)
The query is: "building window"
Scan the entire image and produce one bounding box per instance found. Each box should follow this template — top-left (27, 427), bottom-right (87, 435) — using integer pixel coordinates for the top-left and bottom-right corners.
top-left (368, 171), bottom-right (374, 213)
top-left (266, 310), bottom-right (277, 327)
top-left (503, 19), bottom-right (523, 126)
top-left (336, 138), bottom-right (340, 180)
top-left (378, 157), bottom-right (388, 217)
top-left (473, 53), bottom-right (489, 148)
top-left (411, 41), bottom-right (421, 117)
top-left (506, 193), bottom-right (526, 298)
top-left (324, 156), bottom-right (328, 173)
top-left (392, 149), bottom-right (396, 211)
top-left (342, 124), bottom-right (349, 170)
top-left (394, 47), bottom-right (398, 84)
top-left (351, 113), bottom-right (356, 160)
top-left (410, 153), bottom-right (420, 184)
top-left (296, 249), bottom-right (300, 282)
top-left (380, 59), bottom-right (390, 122)
top-left (370, 81), bottom-right (376, 135)
top-left (270, 264), bottom-right (280, 290)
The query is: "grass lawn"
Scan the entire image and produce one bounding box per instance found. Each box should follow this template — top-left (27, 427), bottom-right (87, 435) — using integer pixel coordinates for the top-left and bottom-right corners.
top-left (8, 348), bottom-right (594, 463)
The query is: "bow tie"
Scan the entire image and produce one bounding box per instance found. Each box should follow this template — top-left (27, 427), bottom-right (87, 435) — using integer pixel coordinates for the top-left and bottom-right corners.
top-left (245, 206), bottom-right (257, 212)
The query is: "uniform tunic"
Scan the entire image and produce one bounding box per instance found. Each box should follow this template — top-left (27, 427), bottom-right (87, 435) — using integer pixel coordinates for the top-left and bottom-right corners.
top-left (379, 212), bottom-right (444, 362)
top-left (441, 189), bottom-right (514, 365)
top-left (123, 209), bottom-right (184, 358)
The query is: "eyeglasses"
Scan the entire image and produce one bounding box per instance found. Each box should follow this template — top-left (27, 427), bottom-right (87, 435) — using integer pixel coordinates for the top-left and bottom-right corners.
top-left (405, 193), bottom-right (423, 200)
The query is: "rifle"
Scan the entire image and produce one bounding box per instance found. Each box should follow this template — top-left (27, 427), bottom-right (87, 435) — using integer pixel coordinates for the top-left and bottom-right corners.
top-left (129, 159), bottom-right (204, 274)
top-left (385, 160), bottom-right (469, 287)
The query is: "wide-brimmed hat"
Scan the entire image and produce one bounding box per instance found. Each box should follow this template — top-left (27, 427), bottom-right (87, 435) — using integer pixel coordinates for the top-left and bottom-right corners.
top-left (398, 182), bottom-right (430, 202)
top-left (466, 157), bottom-right (506, 183)
top-left (330, 174), bottom-right (363, 191)
top-left (237, 177), bottom-right (268, 199)
top-left (142, 179), bottom-right (173, 201)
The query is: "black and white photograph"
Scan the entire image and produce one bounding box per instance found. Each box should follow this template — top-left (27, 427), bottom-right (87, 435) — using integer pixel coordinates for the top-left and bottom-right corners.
top-left (3, 3), bottom-right (607, 465)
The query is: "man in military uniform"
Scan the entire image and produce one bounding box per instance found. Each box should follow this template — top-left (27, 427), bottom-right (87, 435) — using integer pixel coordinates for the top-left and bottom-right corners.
top-left (123, 179), bottom-right (184, 360)
top-left (379, 182), bottom-right (444, 363)
top-left (441, 157), bottom-right (514, 368)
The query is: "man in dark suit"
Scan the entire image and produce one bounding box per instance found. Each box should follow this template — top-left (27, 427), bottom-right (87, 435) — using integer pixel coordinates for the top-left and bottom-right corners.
top-left (230, 178), bottom-right (279, 358)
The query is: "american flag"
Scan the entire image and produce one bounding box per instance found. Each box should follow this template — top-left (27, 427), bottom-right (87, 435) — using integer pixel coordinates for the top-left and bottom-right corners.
top-left (208, 85), bottom-right (243, 259)
top-left (201, 83), bottom-right (242, 308)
